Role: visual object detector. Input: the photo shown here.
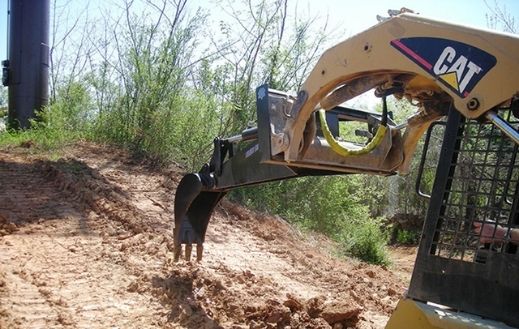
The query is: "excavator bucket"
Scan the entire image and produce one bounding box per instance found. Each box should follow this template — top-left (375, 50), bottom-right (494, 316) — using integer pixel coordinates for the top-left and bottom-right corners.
top-left (173, 173), bottom-right (225, 261)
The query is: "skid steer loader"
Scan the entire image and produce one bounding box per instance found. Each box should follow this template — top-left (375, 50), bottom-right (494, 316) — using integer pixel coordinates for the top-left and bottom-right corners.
top-left (174, 13), bottom-right (519, 328)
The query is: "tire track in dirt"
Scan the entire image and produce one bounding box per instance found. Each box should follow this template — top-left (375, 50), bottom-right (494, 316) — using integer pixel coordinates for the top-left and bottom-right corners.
top-left (0, 151), bottom-right (165, 328)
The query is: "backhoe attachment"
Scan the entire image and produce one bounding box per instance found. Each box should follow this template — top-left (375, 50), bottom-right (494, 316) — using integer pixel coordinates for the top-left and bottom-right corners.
top-left (173, 85), bottom-right (435, 261)
top-left (173, 12), bottom-right (519, 262)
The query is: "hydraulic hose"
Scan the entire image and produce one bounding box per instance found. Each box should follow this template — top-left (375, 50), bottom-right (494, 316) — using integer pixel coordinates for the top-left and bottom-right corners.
top-left (318, 96), bottom-right (388, 156)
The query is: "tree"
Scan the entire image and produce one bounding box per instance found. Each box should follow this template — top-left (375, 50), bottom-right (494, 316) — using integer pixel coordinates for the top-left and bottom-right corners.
top-left (209, 0), bottom-right (331, 133)
top-left (485, 0), bottom-right (517, 33)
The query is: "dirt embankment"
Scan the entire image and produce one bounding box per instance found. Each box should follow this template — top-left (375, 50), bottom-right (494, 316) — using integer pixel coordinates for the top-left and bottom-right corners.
top-left (0, 143), bottom-right (410, 329)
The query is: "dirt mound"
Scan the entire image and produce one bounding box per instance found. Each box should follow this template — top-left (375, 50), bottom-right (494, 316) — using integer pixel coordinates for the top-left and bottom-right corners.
top-left (150, 264), bottom-right (363, 328)
top-left (0, 142), bottom-right (408, 328)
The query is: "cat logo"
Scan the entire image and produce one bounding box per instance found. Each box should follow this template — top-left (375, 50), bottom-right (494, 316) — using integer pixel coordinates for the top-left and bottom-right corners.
top-left (433, 47), bottom-right (482, 95)
top-left (391, 37), bottom-right (496, 98)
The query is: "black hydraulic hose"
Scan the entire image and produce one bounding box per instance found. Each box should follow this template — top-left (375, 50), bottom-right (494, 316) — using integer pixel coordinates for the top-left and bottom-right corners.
top-left (381, 95), bottom-right (388, 126)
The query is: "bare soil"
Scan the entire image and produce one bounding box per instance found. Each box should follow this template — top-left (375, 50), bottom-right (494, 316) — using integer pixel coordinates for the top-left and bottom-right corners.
top-left (0, 142), bottom-right (413, 329)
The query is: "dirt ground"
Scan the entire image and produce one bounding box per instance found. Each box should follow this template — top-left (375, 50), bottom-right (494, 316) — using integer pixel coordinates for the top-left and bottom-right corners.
top-left (0, 142), bottom-right (415, 329)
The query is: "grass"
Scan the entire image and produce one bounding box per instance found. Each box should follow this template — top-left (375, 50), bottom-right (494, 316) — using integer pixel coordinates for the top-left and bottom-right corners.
top-left (0, 126), bottom-right (84, 160)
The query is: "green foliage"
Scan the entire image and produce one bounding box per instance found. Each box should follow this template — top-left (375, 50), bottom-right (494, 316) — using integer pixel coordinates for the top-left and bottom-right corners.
top-left (41, 81), bottom-right (95, 132)
top-left (0, 114), bottom-right (82, 152)
top-left (338, 120), bottom-right (372, 144)
top-left (0, 126), bottom-right (74, 151)
top-left (83, 8), bottom-right (218, 167)
top-left (338, 218), bottom-right (390, 266)
top-left (1, 87), bottom-right (8, 131)
top-left (395, 228), bottom-right (420, 245)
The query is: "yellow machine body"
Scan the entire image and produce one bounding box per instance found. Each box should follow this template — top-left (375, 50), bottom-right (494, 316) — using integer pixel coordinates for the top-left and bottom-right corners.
top-left (386, 299), bottom-right (516, 329)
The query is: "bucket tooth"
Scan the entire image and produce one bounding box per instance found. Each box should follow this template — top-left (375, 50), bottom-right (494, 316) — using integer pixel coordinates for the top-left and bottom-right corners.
top-left (174, 243), bottom-right (182, 262)
top-left (185, 244), bottom-right (192, 261)
top-left (196, 244), bottom-right (203, 262)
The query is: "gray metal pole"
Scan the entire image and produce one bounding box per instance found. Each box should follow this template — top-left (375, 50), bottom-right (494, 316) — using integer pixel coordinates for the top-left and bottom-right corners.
top-left (3, 0), bottom-right (50, 129)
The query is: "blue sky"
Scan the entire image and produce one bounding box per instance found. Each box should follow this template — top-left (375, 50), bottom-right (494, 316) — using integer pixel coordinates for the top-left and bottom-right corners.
top-left (0, 0), bottom-right (517, 65)
top-left (306, 0), bottom-right (518, 33)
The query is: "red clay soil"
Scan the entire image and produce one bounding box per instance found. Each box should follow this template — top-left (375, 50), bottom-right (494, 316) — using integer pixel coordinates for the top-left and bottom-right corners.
top-left (0, 142), bottom-right (411, 329)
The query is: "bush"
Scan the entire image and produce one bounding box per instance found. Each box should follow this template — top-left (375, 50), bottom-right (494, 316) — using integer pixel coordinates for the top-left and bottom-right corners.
top-left (338, 218), bottom-right (390, 265)
top-left (395, 228), bottom-right (420, 245)
top-left (0, 82), bottom-right (92, 150)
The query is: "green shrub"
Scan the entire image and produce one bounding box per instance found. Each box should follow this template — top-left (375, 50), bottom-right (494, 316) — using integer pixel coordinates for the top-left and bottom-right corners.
top-left (0, 83), bottom-right (92, 151)
top-left (338, 218), bottom-right (390, 265)
top-left (395, 228), bottom-right (420, 245)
